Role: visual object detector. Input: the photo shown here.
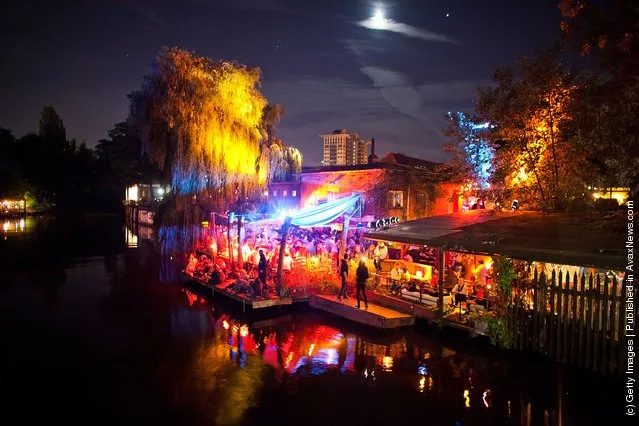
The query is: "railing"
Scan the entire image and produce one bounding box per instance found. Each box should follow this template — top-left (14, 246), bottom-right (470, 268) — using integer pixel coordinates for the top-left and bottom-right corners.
top-left (507, 270), bottom-right (632, 375)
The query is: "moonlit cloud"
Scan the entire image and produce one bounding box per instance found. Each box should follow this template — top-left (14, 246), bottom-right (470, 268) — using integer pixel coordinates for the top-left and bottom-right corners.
top-left (194, 0), bottom-right (288, 12)
top-left (262, 77), bottom-right (448, 164)
top-left (356, 17), bottom-right (458, 44)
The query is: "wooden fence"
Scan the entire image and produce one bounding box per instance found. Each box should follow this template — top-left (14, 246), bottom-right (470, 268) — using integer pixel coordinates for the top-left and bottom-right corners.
top-left (507, 270), bottom-right (634, 375)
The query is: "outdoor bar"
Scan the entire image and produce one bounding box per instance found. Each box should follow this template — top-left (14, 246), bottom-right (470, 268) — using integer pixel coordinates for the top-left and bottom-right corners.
top-left (363, 209), bottom-right (632, 373)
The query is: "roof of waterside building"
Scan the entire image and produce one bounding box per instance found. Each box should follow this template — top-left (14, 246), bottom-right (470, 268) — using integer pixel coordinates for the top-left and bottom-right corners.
top-left (364, 210), bottom-right (627, 270)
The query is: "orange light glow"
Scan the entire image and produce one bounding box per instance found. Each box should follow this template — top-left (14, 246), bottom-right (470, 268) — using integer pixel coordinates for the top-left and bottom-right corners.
top-left (284, 352), bottom-right (294, 368)
top-left (382, 356), bottom-right (394, 371)
top-left (240, 324), bottom-right (249, 337)
top-left (308, 343), bottom-right (315, 357)
top-left (223, 320), bottom-right (230, 330)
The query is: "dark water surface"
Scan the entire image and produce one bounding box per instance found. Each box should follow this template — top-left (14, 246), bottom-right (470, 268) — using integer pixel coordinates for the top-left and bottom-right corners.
top-left (0, 216), bottom-right (629, 425)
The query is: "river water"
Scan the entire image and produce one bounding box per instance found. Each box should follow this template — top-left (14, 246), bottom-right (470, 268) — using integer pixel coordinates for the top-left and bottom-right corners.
top-left (0, 216), bottom-right (628, 425)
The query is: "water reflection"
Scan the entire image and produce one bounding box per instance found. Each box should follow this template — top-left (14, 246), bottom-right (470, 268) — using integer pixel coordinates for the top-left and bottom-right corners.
top-left (159, 225), bottom-right (207, 256)
top-left (172, 287), bottom-right (621, 426)
top-left (125, 226), bottom-right (138, 248)
top-left (2, 217), bottom-right (28, 234)
top-left (1, 218), bottom-right (626, 426)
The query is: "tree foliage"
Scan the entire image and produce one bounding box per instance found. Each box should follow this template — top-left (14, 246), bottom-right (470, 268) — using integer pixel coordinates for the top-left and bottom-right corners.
top-left (0, 107), bottom-right (122, 211)
top-left (559, 0), bottom-right (638, 80)
top-left (476, 49), bottom-right (584, 210)
top-left (128, 47), bottom-right (269, 206)
top-left (442, 112), bottom-right (494, 192)
top-left (261, 103), bottom-right (285, 146)
top-left (560, 0), bottom-right (639, 197)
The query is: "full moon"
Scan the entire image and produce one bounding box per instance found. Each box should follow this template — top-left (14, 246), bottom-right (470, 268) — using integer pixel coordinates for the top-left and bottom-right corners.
top-left (373, 9), bottom-right (384, 21)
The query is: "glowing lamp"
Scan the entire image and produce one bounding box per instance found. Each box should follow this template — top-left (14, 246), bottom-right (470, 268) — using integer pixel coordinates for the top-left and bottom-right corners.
top-left (223, 320), bottom-right (230, 330)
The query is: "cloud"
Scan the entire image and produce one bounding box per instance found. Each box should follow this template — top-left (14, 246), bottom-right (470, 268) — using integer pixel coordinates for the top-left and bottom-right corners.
top-left (262, 77), bottom-right (412, 164)
top-left (342, 39), bottom-right (386, 60)
top-left (193, 0), bottom-right (288, 12)
top-left (355, 17), bottom-right (458, 44)
top-left (359, 66), bottom-right (436, 127)
top-left (358, 67), bottom-right (482, 148)
top-left (418, 80), bottom-right (486, 101)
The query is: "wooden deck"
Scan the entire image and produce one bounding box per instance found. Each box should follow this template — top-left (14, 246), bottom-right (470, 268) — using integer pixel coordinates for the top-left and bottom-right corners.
top-left (309, 294), bottom-right (415, 329)
top-left (184, 274), bottom-right (293, 310)
top-left (368, 291), bottom-right (438, 321)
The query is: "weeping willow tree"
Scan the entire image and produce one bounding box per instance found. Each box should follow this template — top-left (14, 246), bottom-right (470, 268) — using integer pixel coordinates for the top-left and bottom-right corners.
top-left (129, 47), bottom-right (269, 219)
top-left (266, 144), bottom-right (303, 182)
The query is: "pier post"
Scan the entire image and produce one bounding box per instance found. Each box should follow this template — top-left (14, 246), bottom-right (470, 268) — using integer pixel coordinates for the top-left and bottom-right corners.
top-left (276, 216), bottom-right (292, 297)
top-left (212, 214), bottom-right (218, 262)
top-left (237, 215), bottom-right (243, 270)
top-left (437, 246), bottom-right (446, 321)
top-left (227, 214), bottom-right (234, 268)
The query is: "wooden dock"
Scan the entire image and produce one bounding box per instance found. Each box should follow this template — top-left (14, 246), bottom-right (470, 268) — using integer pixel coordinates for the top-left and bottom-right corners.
top-left (184, 274), bottom-right (293, 310)
top-left (368, 291), bottom-right (438, 321)
top-left (309, 294), bottom-right (415, 329)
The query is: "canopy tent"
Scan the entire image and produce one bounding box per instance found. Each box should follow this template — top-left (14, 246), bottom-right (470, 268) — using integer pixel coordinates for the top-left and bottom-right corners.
top-left (290, 193), bottom-right (361, 227)
top-left (251, 193), bottom-right (362, 228)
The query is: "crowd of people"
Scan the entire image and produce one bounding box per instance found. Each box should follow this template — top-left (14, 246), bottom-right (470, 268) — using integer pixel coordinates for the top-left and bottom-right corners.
top-left (184, 219), bottom-right (497, 316)
top-left (185, 223), bottom-right (393, 303)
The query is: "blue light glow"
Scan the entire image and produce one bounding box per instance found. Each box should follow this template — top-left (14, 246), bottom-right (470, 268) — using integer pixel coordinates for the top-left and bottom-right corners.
top-left (448, 112), bottom-right (494, 189)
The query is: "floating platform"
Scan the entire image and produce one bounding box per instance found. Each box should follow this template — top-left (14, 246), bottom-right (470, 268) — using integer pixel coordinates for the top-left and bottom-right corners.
top-left (309, 294), bottom-right (415, 329)
top-left (184, 274), bottom-right (293, 310)
top-left (367, 291), bottom-right (438, 321)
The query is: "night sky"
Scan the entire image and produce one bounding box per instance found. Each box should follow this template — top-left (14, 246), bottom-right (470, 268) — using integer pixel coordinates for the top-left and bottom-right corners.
top-left (1, 0), bottom-right (564, 165)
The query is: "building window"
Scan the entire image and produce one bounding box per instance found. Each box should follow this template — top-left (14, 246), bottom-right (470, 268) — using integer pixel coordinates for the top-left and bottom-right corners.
top-left (283, 190), bottom-right (288, 197)
top-left (292, 190), bottom-right (297, 197)
top-left (388, 191), bottom-right (404, 209)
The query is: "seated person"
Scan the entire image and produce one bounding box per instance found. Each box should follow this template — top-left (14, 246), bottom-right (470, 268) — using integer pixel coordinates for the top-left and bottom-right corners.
top-left (452, 281), bottom-right (469, 305)
top-left (390, 265), bottom-right (403, 292)
top-left (474, 286), bottom-right (490, 309)
top-left (185, 254), bottom-right (198, 275)
top-left (231, 278), bottom-right (251, 294)
top-left (249, 278), bottom-right (262, 298)
top-left (407, 282), bottom-right (418, 293)
top-left (445, 267), bottom-right (460, 291)
top-left (208, 265), bottom-right (224, 285)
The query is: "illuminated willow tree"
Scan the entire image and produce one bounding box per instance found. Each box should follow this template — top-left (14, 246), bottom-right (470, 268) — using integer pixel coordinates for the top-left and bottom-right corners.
top-left (128, 47), bottom-right (268, 212)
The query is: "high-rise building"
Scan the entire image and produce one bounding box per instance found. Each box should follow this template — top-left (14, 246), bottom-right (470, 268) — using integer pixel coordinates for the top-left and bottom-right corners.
top-left (320, 129), bottom-right (369, 166)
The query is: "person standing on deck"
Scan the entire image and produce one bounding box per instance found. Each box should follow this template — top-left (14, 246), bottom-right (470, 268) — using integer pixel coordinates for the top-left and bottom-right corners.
top-left (258, 250), bottom-right (268, 285)
top-left (338, 254), bottom-right (349, 300)
top-left (473, 260), bottom-right (488, 287)
top-left (356, 259), bottom-right (369, 309)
